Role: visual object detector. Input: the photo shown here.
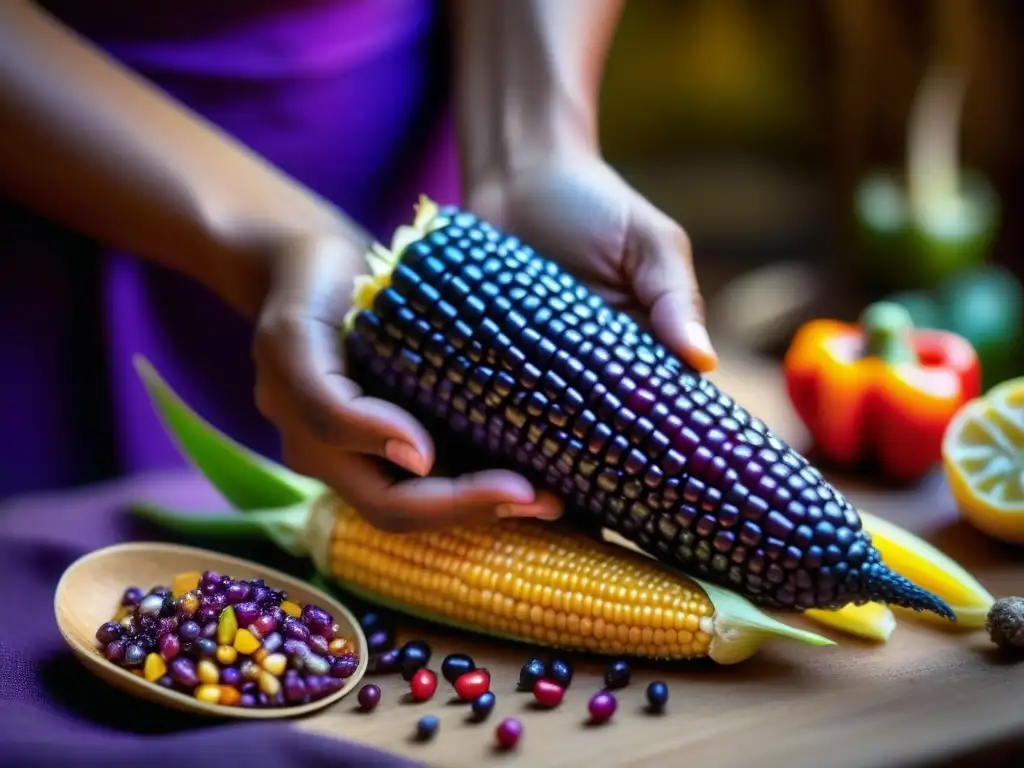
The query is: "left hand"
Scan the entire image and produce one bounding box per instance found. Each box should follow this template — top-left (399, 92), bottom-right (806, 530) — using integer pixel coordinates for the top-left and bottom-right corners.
top-left (466, 152), bottom-right (718, 373)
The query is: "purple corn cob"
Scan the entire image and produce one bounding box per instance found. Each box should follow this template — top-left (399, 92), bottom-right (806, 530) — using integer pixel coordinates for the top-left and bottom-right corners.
top-left (342, 205), bottom-right (953, 620)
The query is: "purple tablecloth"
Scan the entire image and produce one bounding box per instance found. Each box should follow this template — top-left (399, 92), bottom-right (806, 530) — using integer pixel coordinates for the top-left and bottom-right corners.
top-left (0, 469), bottom-right (421, 767)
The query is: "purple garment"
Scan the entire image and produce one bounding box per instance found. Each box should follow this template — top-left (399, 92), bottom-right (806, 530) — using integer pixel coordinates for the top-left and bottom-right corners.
top-left (0, 0), bottom-right (461, 496)
top-left (0, 469), bottom-right (422, 766)
top-left (0, 1), bottom-right (456, 763)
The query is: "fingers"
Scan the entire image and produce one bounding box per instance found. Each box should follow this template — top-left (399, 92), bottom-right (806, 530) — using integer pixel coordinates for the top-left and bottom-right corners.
top-left (625, 210), bottom-right (718, 373)
top-left (283, 435), bottom-right (564, 532)
top-left (252, 235), bottom-right (438, 475)
top-left (254, 312), bottom-right (435, 475)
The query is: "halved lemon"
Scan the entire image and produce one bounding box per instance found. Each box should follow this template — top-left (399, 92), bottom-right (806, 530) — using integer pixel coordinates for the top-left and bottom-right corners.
top-left (942, 376), bottom-right (1024, 545)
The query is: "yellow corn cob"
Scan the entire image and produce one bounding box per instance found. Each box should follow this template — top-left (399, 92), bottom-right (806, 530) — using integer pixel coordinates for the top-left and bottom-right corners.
top-left (305, 492), bottom-right (832, 664)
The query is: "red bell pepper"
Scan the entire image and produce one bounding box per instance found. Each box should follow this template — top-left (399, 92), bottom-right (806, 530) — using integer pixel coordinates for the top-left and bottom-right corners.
top-left (783, 301), bottom-right (980, 483)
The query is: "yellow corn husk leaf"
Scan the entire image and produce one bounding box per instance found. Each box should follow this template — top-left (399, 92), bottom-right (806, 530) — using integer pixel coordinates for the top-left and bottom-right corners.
top-left (860, 510), bottom-right (994, 628)
top-left (805, 602), bottom-right (897, 642)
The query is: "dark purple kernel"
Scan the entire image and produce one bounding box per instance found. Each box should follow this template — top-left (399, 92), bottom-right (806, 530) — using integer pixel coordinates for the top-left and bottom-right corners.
top-left (738, 522), bottom-right (762, 547)
top-left (814, 521), bottom-right (837, 544)
top-left (233, 602), bottom-right (260, 628)
top-left (169, 658), bottom-right (198, 687)
top-left (742, 496), bottom-right (769, 522)
top-left (105, 640), bottom-right (127, 662)
top-left (764, 511), bottom-right (795, 540)
top-left (712, 531), bottom-right (734, 552)
top-left (95, 622), bottom-right (122, 645)
top-left (220, 667), bottom-right (241, 687)
top-left (695, 515), bottom-right (717, 538)
top-left (121, 587), bottom-right (144, 606)
top-left (178, 621), bottom-right (200, 642)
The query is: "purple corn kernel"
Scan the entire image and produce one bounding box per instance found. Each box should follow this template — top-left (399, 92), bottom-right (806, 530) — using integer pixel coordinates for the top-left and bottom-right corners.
top-left (169, 658), bottom-right (198, 688)
top-left (157, 633), bottom-right (180, 662)
top-left (178, 621), bottom-right (200, 642)
top-left (120, 587), bottom-right (144, 607)
top-left (156, 676), bottom-right (174, 689)
top-left (367, 629), bottom-right (394, 654)
top-left (239, 693), bottom-right (258, 708)
top-left (200, 621), bottom-right (218, 639)
top-left (251, 613), bottom-right (278, 637)
top-left (104, 640), bottom-right (127, 662)
top-left (95, 622), bottom-right (122, 646)
top-left (307, 634), bottom-right (330, 657)
top-left (282, 618), bottom-right (310, 642)
top-left (123, 644), bottom-right (146, 666)
top-left (300, 605), bottom-right (333, 635)
top-left (225, 581), bottom-right (252, 604)
top-left (199, 570), bottom-right (222, 592)
top-left (195, 605), bottom-right (219, 624)
top-left (195, 638), bottom-right (217, 657)
top-left (372, 649), bottom-right (400, 674)
top-left (330, 655), bottom-right (358, 679)
top-left (233, 602), bottom-right (260, 628)
top-left (305, 675), bottom-right (328, 700)
top-left (220, 667), bottom-right (241, 687)
top-left (283, 674), bottom-right (307, 703)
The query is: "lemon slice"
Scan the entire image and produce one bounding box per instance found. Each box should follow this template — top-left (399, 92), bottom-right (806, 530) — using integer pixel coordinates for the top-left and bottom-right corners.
top-left (943, 377), bottom-right (1024, 545)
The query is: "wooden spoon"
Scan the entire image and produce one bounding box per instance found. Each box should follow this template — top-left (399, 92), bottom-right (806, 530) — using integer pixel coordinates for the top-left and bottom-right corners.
top-left (54, 541), bottom-right (368, 719)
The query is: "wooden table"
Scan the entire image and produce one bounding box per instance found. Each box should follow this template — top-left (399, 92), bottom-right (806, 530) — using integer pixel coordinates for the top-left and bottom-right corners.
top-left (297, 354), bottom-right (1024, 768)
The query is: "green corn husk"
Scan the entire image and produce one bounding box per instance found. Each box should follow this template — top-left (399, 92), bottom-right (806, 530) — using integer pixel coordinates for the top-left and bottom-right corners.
top-left (128, 355), bottom-right (839, 664)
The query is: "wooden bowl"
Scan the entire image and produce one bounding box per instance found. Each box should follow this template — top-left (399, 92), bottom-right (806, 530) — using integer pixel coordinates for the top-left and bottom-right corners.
top-left (54, 541), bottom-right (368, 719)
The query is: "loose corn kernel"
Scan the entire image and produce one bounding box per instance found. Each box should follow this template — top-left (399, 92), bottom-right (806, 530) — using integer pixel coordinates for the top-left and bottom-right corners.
top-left (328, 507), bottom-right (715, 660)
top-left (197, 660), bottom-right (220, 686)
top-left (219, 685), bottom-right (241, 707)
top-left (281, 600), bottom-right (302, 617)
top-left (259, 671), bottom-right (281, 697)
top-left (233, 628), bottom-right (260, 655)
top-left (171, 571), bottom-right (202, 597)
top-left (217, 606), bottom-right (238, 645)
top-left (143, 653), bottom-right (167, 682)
top-left (195, 685), bottom-right (222, 704)
top-left (179, 591), bottom-right (200, 616)
top-left (261, 653), bottom-right (288, 676)
top-left (239, 660), bottom-right (262, 681)
top-left (328, 638), bottom-right (352, 656)
top-left (216, 645), bottom-right (237, 665)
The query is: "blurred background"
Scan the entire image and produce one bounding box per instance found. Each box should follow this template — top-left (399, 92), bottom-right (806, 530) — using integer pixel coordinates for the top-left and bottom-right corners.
top-left (599, 0), bottom-right (1022, 365)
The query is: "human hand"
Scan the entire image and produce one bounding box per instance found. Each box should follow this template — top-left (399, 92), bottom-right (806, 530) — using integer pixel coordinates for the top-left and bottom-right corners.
top-left (251, 235), bottom-right (563, 532)
top-left (467, 152), bottom-right (718, 373)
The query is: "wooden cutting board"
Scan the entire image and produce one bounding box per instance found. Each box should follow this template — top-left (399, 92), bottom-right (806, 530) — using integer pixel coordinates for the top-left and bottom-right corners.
top-left (298, 354), bottom-right (1024, 768)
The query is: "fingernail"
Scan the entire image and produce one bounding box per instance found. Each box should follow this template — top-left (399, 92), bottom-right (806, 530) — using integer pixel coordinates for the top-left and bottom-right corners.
top-left (496, 503), bottom-right (563, 521)
top-left (384, 439), bottom-right (426, 476)
top-left (683, 321), bottom-right (718, 372)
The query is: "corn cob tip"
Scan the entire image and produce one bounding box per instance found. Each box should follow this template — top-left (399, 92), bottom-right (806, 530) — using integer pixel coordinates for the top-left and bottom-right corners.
top-left (860, 561), bottom-right (956, 621)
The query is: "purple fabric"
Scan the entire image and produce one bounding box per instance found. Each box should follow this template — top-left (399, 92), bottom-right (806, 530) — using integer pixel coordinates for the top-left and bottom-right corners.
top-left (0, 0), bottom-right (461, 495)
top-left (0, 0), bottom-right (456, 762)
top-left (0, 469), bottom-right (422, 766)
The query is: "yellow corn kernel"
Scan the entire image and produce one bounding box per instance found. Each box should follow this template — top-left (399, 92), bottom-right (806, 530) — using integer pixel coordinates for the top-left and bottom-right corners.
top-left (143, 653), bottom-right (166, 682)
top-left (197, 660), bottom-right (220, 686)
top-left (259, 671), bottom-right (281, 697)
top-left (195, 685), bottom-right (222, 704)
top-left (328, 638), bottom-right (352, 656)
top-left (179, 591), bottom-right (200, 616)
top-left (281, 600), bottom-right (302, 618)
top-left (328, 506), bottom-right (715, 660)
top-left (216, 645), bottom-right (237, 665)
top-left (217, 606), bottom-right (238, 645)
top-left (172, 571), bottom-right (202, 598)
top-left (219, 685), bottom-right (241, 707)
top-left (233, 629), bottom-right (260, 655)
top-left (252, 648), bottom-right (268, 665)
top-left (261, 653), bottom-right (288, 676)
top-left (239, 660), bottom-right (261, 681)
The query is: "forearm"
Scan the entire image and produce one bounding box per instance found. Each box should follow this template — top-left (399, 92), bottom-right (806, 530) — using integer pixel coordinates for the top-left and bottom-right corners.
top-left (0, 2), bottom-right (368, 318)
top-left (451, 0), bottom-right (623, 187)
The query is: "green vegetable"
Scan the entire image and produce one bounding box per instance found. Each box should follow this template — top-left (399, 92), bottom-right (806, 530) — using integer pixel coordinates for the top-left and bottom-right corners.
top-left (853, 170), bottom-right (1000, 292)
top-left (886, 266), bottom-right (1023, 392)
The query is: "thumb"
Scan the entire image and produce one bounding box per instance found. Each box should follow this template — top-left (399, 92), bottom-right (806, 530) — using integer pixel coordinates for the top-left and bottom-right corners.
top-left (626, 216), bottom-right (718, 373)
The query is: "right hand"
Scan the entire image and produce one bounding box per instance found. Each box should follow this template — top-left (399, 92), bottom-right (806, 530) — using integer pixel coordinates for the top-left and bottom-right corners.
top-left (251, 234), bottom-right (564, 533)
